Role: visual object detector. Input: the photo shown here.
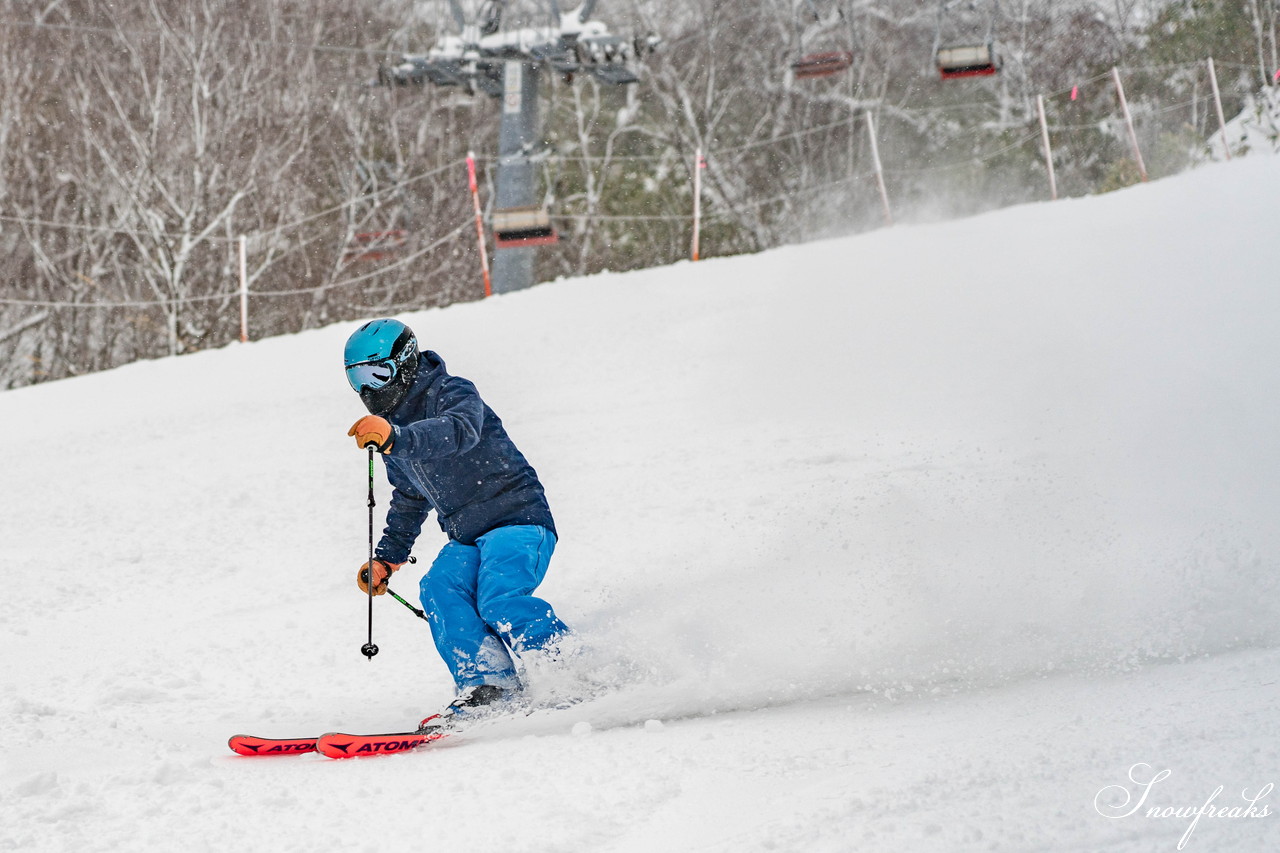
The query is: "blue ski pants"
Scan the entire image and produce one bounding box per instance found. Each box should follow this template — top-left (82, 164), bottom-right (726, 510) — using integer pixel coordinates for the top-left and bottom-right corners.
top-left (418, 525), bottom-right (568, 690)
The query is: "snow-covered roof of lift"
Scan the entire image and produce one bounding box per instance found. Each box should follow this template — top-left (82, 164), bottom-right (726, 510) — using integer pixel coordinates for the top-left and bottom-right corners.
top-left (423, 8), bottom-right (611, 62)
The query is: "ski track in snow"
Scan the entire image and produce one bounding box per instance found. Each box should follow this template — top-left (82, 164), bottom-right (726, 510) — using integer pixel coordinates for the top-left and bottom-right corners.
top-left (3, 156), bottom-right (1280, 851)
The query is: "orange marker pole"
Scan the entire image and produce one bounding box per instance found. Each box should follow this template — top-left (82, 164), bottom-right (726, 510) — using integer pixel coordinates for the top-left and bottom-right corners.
top-left (467, 152), bottom-right (493, 298)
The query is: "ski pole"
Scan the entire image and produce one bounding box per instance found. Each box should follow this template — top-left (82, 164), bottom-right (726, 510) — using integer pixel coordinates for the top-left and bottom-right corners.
top-left (385, 586), bottom-right (430, 623)
top-left (361, 444), bottom-right (379, 660)
top-left (359, 557), bottom-right (430, 623)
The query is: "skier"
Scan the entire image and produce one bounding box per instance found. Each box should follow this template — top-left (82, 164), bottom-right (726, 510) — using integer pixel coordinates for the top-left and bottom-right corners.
top-left (343, 318), bottom-right (570, 733)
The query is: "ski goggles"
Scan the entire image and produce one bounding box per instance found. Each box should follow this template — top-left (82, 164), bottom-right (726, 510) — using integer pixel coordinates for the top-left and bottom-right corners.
top-left (345, 359), bottom-right (397, 392)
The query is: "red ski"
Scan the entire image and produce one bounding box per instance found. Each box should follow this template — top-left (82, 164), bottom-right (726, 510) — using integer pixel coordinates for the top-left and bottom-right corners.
top-left (316, 730), bottom-right (447, 759)
top-left (228, 734), bottom-right (317, 756)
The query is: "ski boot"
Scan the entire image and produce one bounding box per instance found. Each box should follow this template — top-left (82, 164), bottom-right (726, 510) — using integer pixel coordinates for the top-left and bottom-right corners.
top-left (416, 684), bottom-right (508, 735)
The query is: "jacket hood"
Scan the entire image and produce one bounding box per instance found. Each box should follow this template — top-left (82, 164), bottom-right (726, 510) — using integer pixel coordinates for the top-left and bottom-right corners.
top-left (386, 350), bottom-right (446, 423)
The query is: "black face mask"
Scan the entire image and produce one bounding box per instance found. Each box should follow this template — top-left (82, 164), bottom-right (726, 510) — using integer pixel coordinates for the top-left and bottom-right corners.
top-left (358, 349), bottom-right (419, 416)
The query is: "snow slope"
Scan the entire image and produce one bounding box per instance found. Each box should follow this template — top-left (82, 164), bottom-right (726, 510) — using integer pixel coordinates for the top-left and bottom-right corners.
top-left (3, 157), bottom-right (1280, 852)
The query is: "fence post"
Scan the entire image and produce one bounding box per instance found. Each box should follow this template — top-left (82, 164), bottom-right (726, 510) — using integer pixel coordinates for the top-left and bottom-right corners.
top-left (238, 235), bottom-right (249, 343)
top-left (866, 111), bottom-right (893, 226)
top-left (1036, 94), bottom-right (1059, 200)
top-left (1206, 57), bottom-right (1232, 161)
top-left (691, 146), bottom-right (703, 262)
top-left (1111, 66), bottom-right (1148, 182)
top-left (466, 151), bottom-right (493, 297)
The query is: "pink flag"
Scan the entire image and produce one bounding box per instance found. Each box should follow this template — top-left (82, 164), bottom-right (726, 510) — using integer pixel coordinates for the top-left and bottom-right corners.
top-left (1071, 85), bottom-right (1078, 101)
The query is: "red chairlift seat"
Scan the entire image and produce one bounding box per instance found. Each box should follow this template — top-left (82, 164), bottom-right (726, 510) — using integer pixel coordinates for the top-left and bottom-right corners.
top-left (342, 229), bottom-right (408, 263)
top-left (791, 50), bottom-right (854, 80)
top-left (492, 206), bottom-right (559, 249)
top-left (936, 43), bottom-right (999, 80)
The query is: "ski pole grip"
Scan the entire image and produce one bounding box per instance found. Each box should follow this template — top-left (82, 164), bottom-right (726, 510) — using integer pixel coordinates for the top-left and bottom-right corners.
top-left (360, 565), bottom-right (388, 586)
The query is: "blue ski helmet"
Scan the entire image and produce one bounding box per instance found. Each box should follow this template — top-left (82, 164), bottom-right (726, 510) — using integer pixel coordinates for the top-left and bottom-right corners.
top-left (344, 318), bottom-right (420, 416)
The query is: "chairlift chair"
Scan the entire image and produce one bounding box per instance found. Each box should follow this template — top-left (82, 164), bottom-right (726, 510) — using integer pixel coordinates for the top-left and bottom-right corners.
top-left (789, 0), bottom-right (854, 80)
top-left (791, 50), bottom-right (854, 79)
top-left (342, 229), bottom-right (408, 264)
top-left (935, 42), bottom-right (999, 79)
top-left (492, 206), bottom-right (558, 249)
top-left (933, 0), bottom-right (1001, 81)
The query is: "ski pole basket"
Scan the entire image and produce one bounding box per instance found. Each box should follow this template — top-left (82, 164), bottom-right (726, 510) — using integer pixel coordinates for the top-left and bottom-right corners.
top-left (492, 206), bottom-right (558, 249)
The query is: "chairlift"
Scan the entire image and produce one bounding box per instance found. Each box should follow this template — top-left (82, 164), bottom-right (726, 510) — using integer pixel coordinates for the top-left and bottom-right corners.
top-left (789, 0), bottom-right (854, 81)
top-left (342, 229), bottom-right (408, 264)
top-left (936, 43), bottom-right (999, 79)
top-left (792, 51), bottom-right (855, 79)
top-left (492, 206), bottom-right (558, 249)
top-left (933, 0), bottom-right (1001, 80)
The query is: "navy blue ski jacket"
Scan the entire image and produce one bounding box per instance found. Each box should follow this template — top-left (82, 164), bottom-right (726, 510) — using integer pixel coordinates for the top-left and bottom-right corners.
top-left (373, 351), bottom-right (555, 562)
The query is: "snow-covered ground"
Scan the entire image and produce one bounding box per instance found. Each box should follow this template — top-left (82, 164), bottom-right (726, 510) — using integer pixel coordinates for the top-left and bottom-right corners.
top-left (3, 156), bottom-right (1280, 852)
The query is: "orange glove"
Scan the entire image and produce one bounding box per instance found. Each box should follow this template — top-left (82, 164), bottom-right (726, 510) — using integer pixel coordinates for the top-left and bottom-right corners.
top-left (348, 415), bottom-right (394, 453)
top-left (357, 559), bottom-right (403, 595)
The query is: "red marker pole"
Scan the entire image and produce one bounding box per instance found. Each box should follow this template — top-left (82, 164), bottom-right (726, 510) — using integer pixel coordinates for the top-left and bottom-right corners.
top-left (467, 152), bottom-right (493, 298)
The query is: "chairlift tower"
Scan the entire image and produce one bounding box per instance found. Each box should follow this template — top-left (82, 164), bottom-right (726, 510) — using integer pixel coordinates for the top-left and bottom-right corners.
top-left (494, 58), bottom-right (541, 294)
top-left (379, 0), bottom-right (656, 295)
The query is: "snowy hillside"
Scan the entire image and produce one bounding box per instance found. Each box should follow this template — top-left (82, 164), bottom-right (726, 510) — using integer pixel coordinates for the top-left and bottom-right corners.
top-left (3, 157), bottom-right (1280, 852)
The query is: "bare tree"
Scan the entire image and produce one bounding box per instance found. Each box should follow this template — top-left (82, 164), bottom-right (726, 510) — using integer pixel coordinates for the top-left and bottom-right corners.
top-left (0, 0), bottom-right (1268, 389)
